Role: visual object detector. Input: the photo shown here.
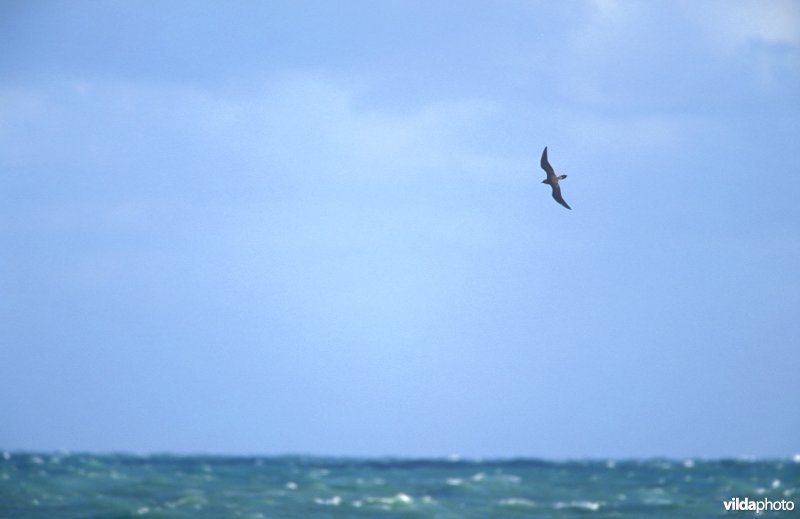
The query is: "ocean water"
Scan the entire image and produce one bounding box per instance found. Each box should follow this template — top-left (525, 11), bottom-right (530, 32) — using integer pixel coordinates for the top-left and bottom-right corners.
top-left (1, 453), bottom-right (798, 518)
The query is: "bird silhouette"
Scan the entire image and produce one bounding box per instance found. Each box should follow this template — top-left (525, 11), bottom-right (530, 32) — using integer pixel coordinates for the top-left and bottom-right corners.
top-left (540, 146), bottom-right (571, 210)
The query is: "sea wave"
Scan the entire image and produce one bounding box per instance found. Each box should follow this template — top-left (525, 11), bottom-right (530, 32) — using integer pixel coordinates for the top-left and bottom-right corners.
top-left (1, 454), bottom-right (797, 518)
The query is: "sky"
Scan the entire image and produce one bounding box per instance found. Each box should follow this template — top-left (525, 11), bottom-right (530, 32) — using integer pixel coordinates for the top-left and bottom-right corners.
top-left (1, 0), bottom-right (798, 459)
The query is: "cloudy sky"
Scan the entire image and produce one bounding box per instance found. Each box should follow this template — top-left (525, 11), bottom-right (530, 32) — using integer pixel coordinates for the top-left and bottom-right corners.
top-left (1, 0), bottom-right (798, 458)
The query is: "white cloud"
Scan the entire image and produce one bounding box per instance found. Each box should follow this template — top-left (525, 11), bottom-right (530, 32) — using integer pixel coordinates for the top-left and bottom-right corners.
top-left (705, 0), bottom-right (800, 47)
top-left (562, 0), bottom-right (799, 114)
top-left (0, 73), bottom-right (508, 253)
top-left (682, 1), bottom-right (800, 92)
top-left (585, 0), bottom-right (800, 47)
top-left (0, 74), bottom-right (499, 183)
top-left (229, 74), bottom-right (500, 183)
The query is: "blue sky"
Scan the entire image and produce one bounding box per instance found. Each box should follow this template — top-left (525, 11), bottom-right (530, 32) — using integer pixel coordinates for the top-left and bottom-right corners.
top-left (1, 0), bottom-right (798, 458)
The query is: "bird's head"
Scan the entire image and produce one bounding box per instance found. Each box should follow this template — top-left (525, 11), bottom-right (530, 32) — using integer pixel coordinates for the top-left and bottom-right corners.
top-left (541, 179), bottom-right (547, 184)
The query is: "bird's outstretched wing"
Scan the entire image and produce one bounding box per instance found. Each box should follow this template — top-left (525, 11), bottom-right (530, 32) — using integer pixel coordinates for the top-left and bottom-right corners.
top-left (540, 146), bottom-right (555, 178)
top-left (551, 184), bottom-right (571, 210)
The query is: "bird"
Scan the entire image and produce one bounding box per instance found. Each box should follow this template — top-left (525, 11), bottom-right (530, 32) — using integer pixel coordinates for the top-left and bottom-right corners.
top-left (540, 146), bottom-right (571, 210)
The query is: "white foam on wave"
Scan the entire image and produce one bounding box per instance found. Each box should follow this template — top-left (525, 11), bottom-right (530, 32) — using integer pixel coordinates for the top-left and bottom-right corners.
top-left (364, 493), bottom-right (414, 508)
top-left (314, 496), bottom-right (342, 506)
top-left (643, 496), bottom-right (673, 506)
top-left (2, 451), bottom-right (10, 460)
top-left (641, 486), bottom-right (671, 506)
top-left (792, 454), bottom-right (800, 463)
top-left (554, 500), bottom-right (602, 511)
top-left (285, 481), bottom-right (298, 490)
top-left (164, 494), bottom-right (207, 510)
top-left (391, 493), bottom-right (414, 504)
top-left (498, 497), bottom-right (536, 508)
top-left (394, 493), bottom-right (413, 504)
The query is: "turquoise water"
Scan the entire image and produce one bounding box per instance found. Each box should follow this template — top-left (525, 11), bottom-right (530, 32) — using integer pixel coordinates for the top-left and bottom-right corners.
top-left (1, 453), bottom-right (797, 518)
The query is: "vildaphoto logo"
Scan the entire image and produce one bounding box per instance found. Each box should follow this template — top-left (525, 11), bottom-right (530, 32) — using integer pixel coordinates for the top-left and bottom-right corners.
top-left (723, 497), bottom-right (795, 512)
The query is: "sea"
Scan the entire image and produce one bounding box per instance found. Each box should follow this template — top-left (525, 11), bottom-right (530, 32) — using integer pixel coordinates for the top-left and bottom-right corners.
top-left (1, 453), bottom-right (798, 518)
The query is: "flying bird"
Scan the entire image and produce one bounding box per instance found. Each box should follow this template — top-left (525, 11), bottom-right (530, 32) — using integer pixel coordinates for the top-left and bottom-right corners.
top-left (540, 146), bottom-right (571, 210)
